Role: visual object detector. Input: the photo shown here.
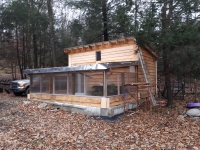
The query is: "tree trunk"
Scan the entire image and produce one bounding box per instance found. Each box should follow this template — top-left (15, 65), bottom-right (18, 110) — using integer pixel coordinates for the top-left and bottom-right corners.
top-left (134, 0), bottom-right (138, 32)
top-left (161, 0), bottom-right (174, 106)
top-left (33, 33), bottom-right (38, 68)
top-left (163, 49), bottom-right (173, 106)
top-left (23, 34), bottom-right (27, 67)
top-left (15, 25), bottom-right (23, 79)
top-left (102, 0), bottom-right (108, 41)
top-left (47, 0), bottom-right (56, 67)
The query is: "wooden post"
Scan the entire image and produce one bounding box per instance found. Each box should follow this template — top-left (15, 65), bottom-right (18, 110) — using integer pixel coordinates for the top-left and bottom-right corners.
top-left (121, 73), bottom-right (126, 113)
top-left (117, 73), bottom-right (120, 95)
top-left (121, 73), bottom-right (125, 93)
top-left (40, 75), bottom-right (42, 93)
top-left (148, 85), bottom-right (152, 110)
top-left (71, 73), bottom-right (75, 95)
top-left (67, 74), bottom-right (69, 95)
top-left (103, 71), bottom-right (107, 96)
top-left (50, 74), bottom-right (53, 94)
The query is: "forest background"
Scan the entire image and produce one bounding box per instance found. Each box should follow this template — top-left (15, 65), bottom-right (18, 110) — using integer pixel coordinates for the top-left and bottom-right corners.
top-left (0, 0), bottom-right (199, 105)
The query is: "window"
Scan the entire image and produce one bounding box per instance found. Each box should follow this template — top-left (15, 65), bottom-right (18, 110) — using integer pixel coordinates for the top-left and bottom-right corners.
top-left (75, 73), bottom-right (84, 95)
top-left (31, 75), bottom-right (41, 93)
top-left (54, 74), bottom-right (67, 94)
top-left (96, 51), bottom-right (101, 61)
top-left (41, 75), bottom-right (50, 93)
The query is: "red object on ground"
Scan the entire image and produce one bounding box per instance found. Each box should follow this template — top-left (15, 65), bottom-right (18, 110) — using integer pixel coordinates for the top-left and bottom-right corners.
top-left (158, 101), bottom-right (167, 106)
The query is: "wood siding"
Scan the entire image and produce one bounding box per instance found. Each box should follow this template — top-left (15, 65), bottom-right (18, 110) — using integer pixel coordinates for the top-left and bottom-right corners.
top-left (69, 45), bottom-right (138, 66)
top-left (30, 94), bottom-right (102, 107)
top-left (138, 47), bottom-right (157, 98)
top-left (109, 94), bottom-right (137, 107)
top-left (30, 93), bottom-right (137, 108)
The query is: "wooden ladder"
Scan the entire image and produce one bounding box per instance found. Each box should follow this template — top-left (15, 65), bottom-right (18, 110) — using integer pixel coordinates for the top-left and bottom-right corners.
top-left (137, 47), bottom-right (157, 106)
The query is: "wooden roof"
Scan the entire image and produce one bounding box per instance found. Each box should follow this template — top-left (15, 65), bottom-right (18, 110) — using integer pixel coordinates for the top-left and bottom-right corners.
top-left (142, 44), bottom-right (159, 59)
top-left (64, 36), bottom-right (159, 59)
top-left (64, 37), bottom-right (136, 54)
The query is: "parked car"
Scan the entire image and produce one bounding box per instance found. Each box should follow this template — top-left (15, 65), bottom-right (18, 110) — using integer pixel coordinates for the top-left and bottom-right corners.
top-left (10, 79), bottom-right (30, 96)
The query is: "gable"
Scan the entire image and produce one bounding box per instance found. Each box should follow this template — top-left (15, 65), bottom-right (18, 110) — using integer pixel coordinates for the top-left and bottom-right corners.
top-left (65, 37), bottom-right (139, 66)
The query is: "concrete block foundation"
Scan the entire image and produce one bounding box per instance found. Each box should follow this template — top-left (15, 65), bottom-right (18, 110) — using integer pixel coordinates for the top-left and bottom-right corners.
top-left (29, 99), bottom-right (137, 117)
top-left (55, 102), bottom-right (137, 117)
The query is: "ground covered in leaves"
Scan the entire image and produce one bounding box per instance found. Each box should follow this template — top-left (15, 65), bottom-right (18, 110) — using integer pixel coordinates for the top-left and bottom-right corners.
top-left (0, 93), bottom-right (200, 149)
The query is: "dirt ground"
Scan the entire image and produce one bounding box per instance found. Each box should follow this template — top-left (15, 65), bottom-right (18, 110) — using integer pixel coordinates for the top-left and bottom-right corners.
top-left (0, 92), bottom-right (200, 150)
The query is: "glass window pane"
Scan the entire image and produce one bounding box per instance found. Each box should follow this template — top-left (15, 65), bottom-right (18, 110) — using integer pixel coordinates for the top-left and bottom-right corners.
top-left (75, 73), bottom-right (84, 95)
top-left (68, 73), bottom-right (74, 95)
top-left (41, 75), bottom-right (50, 93)
top-left (96, 51), bottom-right (101, 61)
top-left (85, 72), bottom-right (103, 96)
top-left (31, 75), bottom-right (41, 93)
top-left (54, 74), bottom-right (67, 94)
top-left (107, 72), bottom-right (118, 96)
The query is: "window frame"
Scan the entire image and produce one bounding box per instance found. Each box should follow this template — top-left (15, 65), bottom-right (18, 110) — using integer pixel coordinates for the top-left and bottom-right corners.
top-left (96, 51), bottom-right (101, 61)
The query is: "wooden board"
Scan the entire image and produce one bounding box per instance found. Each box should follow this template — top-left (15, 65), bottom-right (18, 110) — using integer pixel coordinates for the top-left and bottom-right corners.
top-left (30, 94), bottom-right (102, 107)
top-left (65, 38), bottom-right (136, 54)
top-left (137, 47), bottom-right (157, 97)
top-left (69, 45), bottom-right (139, 66)
top-left (109, 94), bottom-right (136, 107)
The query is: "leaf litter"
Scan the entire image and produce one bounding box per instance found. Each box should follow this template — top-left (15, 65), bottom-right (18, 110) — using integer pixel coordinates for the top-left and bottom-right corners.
top-left (0, 93), bottom-right (200, 149)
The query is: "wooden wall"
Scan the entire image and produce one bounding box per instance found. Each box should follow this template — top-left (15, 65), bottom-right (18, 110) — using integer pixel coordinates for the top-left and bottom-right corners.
top-left (30, 94), bottom-right (102, 107)
top-left (138, 47), bottom-right (157, 97)
top-left (30, 93), bottom-right (137, 108)
top-left (69, 45), bottom-right (138, 66)
top-left (109, 94), bottom-right (137, 107)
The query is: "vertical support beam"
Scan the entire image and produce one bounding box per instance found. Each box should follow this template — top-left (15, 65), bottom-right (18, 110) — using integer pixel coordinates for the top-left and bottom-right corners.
top-left (121, 73), bottom-right (125, 95)
top-left (84, 73), bottom-right (86, 95)
top-left (136, 65), bottom-right (139, 103)
top-left (103, 71), bottom-right (107, 96)
top-left (48, 74), bottom-right (53, 94)
top-left (72, 73), bottom-right (75, 95)
top-left (117, 73), bottom-right (120, 95)
top-left (40, 75), bottom-right (42, 93)
top-left (51, 74), bottom-right (54, 94)
top-left (67, 74), bottom-right (69, 95)
top-left (68, 55), bottom-right (71, 66)
top-left (136, 65), bottom-right (138, 83)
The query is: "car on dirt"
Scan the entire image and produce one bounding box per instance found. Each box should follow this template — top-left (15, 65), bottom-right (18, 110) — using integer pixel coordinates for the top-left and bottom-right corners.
top-left (10, 79), bottom-right (30, 96)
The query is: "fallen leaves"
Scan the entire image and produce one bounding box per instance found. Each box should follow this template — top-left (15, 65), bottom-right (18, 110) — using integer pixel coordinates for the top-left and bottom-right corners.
top-left (0, 93), bottom-right (200, 149)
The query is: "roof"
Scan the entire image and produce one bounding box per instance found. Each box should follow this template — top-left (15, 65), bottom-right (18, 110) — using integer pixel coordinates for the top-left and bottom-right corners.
top-left (143, 44), bottom-right (159, 59)
top-left (63, 36), bottom-right (158, 59)
top-left (64, 37), bottom-right (136, 54)
top-left (23, 61), bottom-right (140, 74)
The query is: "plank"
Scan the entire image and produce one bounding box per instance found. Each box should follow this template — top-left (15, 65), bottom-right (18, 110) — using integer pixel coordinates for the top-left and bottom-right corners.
top-left (110, 99), bottom-right (135, 107)
top-left (30, 94), bottom-right (102, 104)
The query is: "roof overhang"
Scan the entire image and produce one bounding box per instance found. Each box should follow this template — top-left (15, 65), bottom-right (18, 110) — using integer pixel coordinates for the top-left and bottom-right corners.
top-left (142, 44), bottom-right (159, 59)
top-left (64, 37), bottom-right (136, 54)
top-left (23, 61), bottom-right (140, 75)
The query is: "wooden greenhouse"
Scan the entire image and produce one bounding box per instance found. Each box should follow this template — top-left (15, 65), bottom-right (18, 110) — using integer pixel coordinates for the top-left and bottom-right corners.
top-left (24, 37), bottom-right (158, 117)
